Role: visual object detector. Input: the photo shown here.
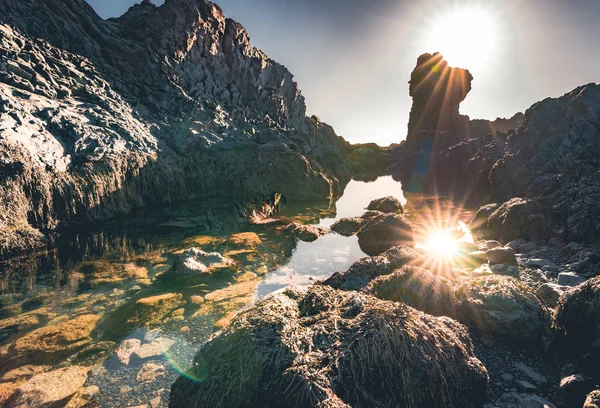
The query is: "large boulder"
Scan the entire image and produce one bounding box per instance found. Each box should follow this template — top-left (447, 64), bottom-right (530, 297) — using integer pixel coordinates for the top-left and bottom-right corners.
top-left (330, 217), bottom-right (364, 236)
top-left (366, 196), bottom-right (404, 214)
top-left (323, 245), bottom-right (422, 291)
top-left (487, 198), bottom-right (553, 243)
top-left (366, 266), bottom-right (458, 318)
top-left (357, 213), bottom-right (414, 256)
top-left (553, 277), bottom-right (600, 365)
top-left (456, 275), bottom-right (551, 345)
top-left (169, 285), bottom-right (488, 408)
top-left (585, 390), bottom-right (600, 408)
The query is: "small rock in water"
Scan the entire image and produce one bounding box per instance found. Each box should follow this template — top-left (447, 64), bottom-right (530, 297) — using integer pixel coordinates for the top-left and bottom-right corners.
top-left (366, 196), bottom-right (404, 214)
top-left (10, 366), bottom-right (89, 408)
top-left (116, 338), bottom-right (142, 365)
top-left (137, 362), bottom-right (166, 383)
top-left (285, 222), bottom-right (329, 242)
top-left (132, 338), bottom-right (175, 361)
top-left (178, 248), bottom-right (234, 274)
top-left (557, 272), bottom-right (586, 287)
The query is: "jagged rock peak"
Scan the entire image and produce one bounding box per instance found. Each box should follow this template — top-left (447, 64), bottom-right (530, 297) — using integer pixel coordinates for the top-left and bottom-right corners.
top-left (408, 52), bottom-right (473, 138)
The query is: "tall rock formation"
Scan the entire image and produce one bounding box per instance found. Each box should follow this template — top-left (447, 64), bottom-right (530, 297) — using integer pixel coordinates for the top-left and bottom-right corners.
top-left (0, 0), bottom-right (355, 257)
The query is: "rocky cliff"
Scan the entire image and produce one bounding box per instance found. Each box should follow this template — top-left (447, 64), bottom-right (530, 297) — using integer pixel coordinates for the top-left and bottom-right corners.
top-left (390, 52), bottom-right (600, 245)
top-left (0, 0), bottom-right (356, 257)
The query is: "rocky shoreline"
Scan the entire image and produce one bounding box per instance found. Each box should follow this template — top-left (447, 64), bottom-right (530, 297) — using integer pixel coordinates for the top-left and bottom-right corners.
top-left (169, 197), bottom-right (600, 408)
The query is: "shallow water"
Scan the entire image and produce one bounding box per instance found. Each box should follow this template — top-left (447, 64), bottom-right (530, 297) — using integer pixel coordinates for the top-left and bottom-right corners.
top-left (0, 176), bottom-right (412, 407)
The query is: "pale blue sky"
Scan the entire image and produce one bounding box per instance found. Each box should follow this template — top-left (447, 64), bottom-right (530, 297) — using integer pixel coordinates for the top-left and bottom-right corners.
top-left (88, 0), bottom-right (600, 145)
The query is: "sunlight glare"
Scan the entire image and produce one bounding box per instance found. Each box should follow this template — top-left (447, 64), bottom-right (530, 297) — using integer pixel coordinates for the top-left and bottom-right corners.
top-left (423, 230), bottom-right (459, 257)
top-left (423, 5), bottom-right (499, 70)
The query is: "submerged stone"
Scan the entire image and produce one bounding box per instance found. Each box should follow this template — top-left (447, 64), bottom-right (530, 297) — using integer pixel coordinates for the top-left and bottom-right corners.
top-left (177, 248), bottom-right (235, 274)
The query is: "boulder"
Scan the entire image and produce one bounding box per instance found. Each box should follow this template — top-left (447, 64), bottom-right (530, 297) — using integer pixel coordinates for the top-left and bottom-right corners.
top-left (357, 213), bottom-right (414, 256)
top-left (536, 283), bottom-right (567, 307)
top-left (486, 247), bottom-right (517, 265)
top-left (285, 222), bottom-right (329, 242)
top-left (322, 245), bottom-right (421, 291)
top-left (116, 338), bottom-right (142, 366)
top-left (557, 272), bottom-right (586, 287)
top-left (487, 198), bottom-right (553, 243)
top-left (7, 366), bottom-right (89, 408)
top-left (558, 374), bottom-right (593, 408)
top-left (585, 390), bottom-right (600, 408)
top-left (366, 196), bottom-right (404, 214)
top-left (469, 203), bottom-right (500, 238)
top-left (330, 217), bottom-right (364, 236)
top-left (456, 275), bottom-right (551, 345)
top-left (553, 277), bottom-right (600, 366)
top-left (177, 249), bottom-right (235, 274)
top-left (366, 267), bottom-right (458, 318)
top-left (169, 285), bottom-right (488, 408)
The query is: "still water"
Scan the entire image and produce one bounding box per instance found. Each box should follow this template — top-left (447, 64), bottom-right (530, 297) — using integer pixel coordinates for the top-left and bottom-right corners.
top-left (0, 177), bottom-right (406, 407)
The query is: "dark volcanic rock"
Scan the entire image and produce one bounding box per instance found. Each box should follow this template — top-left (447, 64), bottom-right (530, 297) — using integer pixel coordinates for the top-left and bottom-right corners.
top-left (356, 213), bottom-right (414, 256)
top-left (169, 285), bottom-right (489, 408)
top-left (0, 0), bottom-right (356, 256)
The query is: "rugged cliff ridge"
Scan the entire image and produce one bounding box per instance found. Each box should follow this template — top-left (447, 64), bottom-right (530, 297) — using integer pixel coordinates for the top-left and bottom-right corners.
top-left (391, 52), bottom-right (600, 245)
top-left (0, 0), bottom-right (355, 257)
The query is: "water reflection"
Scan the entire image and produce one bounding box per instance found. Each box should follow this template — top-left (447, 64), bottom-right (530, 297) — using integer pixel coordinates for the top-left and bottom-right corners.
top-left (0, 176), bottom-right (406, 407)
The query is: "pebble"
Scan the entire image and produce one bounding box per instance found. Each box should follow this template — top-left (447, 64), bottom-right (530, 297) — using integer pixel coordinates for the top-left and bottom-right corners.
top-left (501, 373), bottom-right (514, 382)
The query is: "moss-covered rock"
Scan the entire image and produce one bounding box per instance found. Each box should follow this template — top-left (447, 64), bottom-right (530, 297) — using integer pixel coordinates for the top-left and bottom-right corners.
top-left (322, 245), bottom-right (421, 291)
top-left (169, 285), bottom-right (488, 408)
top-left (456, 275), bottom-right (551, 346)
top-left (2, 314), bottom-right (99, 370)
top-left (367, 267), bottom-right (458, 318)
top-left (98, 293), bottom-right (183, 339)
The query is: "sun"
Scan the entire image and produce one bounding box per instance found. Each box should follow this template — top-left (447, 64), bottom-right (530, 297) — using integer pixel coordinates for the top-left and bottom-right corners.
top-left (423, 230), bottom-right (460, 257)
top-left (423, 5), bottom-right (499, 71)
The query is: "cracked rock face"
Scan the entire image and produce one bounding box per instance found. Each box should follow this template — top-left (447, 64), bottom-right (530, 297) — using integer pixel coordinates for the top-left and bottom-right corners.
top-left (0, 0), bottom-right (355, 256)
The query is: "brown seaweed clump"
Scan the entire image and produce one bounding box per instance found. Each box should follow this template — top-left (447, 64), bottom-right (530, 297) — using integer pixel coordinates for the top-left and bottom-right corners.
top-left (169, 285), bottom-right (488, 408)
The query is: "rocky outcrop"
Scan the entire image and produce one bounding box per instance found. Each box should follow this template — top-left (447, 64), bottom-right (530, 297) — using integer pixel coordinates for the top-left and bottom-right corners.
top-left (169, 285), bottom-right (489, 408)
top-left (456, 275), bottom-right (551, 346)
top-left (0, 0), bottom-right (356, 257)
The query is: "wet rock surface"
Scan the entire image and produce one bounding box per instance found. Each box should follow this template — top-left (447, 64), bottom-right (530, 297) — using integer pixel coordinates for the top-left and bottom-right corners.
top-left (356, 213), bottom-right (414, 256)
top-left (285, 222), bottom-right (330, 242)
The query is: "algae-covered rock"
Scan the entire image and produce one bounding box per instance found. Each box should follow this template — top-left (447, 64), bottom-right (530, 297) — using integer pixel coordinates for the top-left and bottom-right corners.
top-left (330, 217), bottom-right (364, 236)
top-left (366, 196), bottom-right (404, 214)
top-left (4, 314), bottom-right (99, 367)
top-left (323, 245), bottom-right (421, 291)
top-left (456, 275), bottom-right (551, 346)
top-left (169, 285), bottom-right (488, 408)
top-left (7, 366), bottom-right (89, 408)
top-left (98, 293), bottom-right (183, 339)
top-left (367, 266), bottom-right (458, 318)
top-left (285, 222), bottom-right (330, 242)
top-left (357, 214), bottom-right (414, 256)
top-left (553, 277), bottom-right (600, 364)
